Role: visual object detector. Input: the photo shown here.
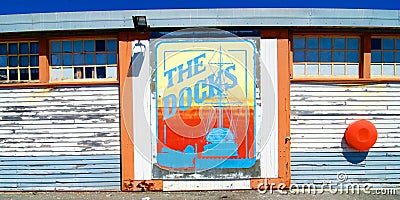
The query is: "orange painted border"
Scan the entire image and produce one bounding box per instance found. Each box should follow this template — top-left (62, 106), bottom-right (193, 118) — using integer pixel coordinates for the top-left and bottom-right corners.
top-left (119, 32), bottom-right (134, 189)
top-left (361, 33), bottom-right (371, 79)
top-left (39, 38), bottom-right (50, 83)
top-left (251, 29), bottom-right (291, 189)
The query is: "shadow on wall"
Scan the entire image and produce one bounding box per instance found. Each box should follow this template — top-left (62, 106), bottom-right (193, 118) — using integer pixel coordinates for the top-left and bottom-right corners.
top-left (341, 137), bottom-right (368, 164)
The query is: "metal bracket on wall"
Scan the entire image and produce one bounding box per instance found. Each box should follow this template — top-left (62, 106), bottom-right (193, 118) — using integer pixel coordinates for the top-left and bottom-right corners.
top-left (123, 179), bottom-right (163, 191)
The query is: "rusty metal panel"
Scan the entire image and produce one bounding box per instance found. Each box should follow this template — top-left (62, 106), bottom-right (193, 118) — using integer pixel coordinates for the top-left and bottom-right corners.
top-left (0, 86), bottom-right (120, 190)
top-left (290, 83), bottom-right (400, 188)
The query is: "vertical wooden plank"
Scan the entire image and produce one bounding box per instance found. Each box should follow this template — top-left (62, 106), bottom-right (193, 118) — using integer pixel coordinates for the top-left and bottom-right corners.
top-left (276, 30), bottom-right (291, 186)
top-left (132, 40), bottom-right (152, 180)
top-left (39, 38), bottom-right (49, 83)
top-left (259, 39), bottom-right (278, 178)
top-left (361, 33), bottom-right (371, 79)
top-left (119, 32), bottom-right (134, 186)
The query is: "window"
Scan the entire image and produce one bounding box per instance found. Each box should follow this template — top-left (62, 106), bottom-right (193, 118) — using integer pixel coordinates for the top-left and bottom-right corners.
top-left (0, 41), bottom-right (39, 82)
top-left (50, 39), bottom-right (117, 81)
top-left (371, 37), bottom-right (400, 77)
top-left (293, 36), bottom-right (360, 77)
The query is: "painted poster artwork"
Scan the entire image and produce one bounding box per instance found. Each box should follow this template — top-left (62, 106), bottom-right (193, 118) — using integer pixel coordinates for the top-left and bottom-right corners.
top-left (154, 39), bottom-right (256, 170)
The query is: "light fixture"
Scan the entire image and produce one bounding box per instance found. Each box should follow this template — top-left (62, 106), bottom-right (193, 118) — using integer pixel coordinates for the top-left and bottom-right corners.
top-left (132, 16), bottom-right (149, 31)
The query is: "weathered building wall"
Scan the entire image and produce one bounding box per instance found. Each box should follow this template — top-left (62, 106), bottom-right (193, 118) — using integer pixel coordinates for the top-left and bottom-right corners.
top-left (290, 83), bottom-right (400, 188)
top-left (0, 86), bottom-right (120, 190)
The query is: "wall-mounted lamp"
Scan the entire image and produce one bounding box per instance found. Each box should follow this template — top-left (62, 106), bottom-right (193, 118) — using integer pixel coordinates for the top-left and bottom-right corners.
top-left (132, 16), bottom-right (149, 31)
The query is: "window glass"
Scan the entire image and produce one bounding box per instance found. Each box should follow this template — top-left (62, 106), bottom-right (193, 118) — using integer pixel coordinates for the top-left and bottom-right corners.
top-left (107, 66), bottom-right (118, 78)
top-left (84, 40), bottom-right (95, 52)
top-left (333, 64), bottom-right (345, 76)
top-left (95, 40), bottom-right (106, 52)
top-left (0, 56), bottom-right (7, 67)
top-left (320, 51), bottom-right (332, 62)
top-left (346, 65), bottom-right (358, 76)
top-left (396, 39), bottom-right (400, 50)
top-left (9, 43), bottom-right (18, 54)
top-left (294, 38), bottom-right (305, 49)
top-left (320, 64), bottom-right (331, 75)
top-left (306, 64), bottom-right (318, 76)
top-left (0, 44), bottom-right (7, 54)
top-left (293, 36), bottom-right (359, 78)
top-left (51, 68), bottom-right (61, 80)
top-left (9, 56), bottom-right (18, 67)
top-left (347, 52), bottom-right (359, 62)
top-left (30, 42), bottom-right (39, 54)
top-left (382, 64), bottom-right (395, 76)
top-left (293, 64), bottom-right (305, 76)
top-left (74, 54), bottom-right (83, 66)
top-left (50, 39), bottom-right (117, 81)
top-left (62, 54), bottom-right (73, 66)
top-left (51, 41), bottom-right (61, 53)
top-left (0, 69), bottom-right (6, 80)
top-left (63, 68), bottom-right (73, 79)
top-left (307, 38), bottom-right (318, 49)
top-left (371, 64), bottom-right (381, 76)
top-left (334, 38), bottom-right (345, 49)
top-left (19, 56), bottom-right (29, 67)
top-left (107, 40), bottom-right (117, 51)
top-left (396, 52), bottom-right (400, 63)
top-left (74, 40), bottom-right (83, 52)
top-left (371, 38), bottom-right (381, 50)
top-left (96, 67), bottom-right (106, 78)
top-left (85, 67), bottom-right (95, 78)
top-left (371, 37), bottom-right (400, 78)
top-left (307, 51), bottom-right (318, 62)
top-left (31, 68), bottom-right (39, 80)
top-left (294, 50), bottom-right (305, 62)
top-left (20, 69), bottom-right (29, 80)
top-left (383, 52), bottom-right (394, 63)
top-left (85, 54), bottom-right (95, 65)
top-left (62, 41), bottom-right (73, 53)
top-left (96, 53), bottom-right (106, 65)
top-left (107, 53), bottom-right (117, 64)
top-left (19, 43), bottom-right (29, 54)
top-left (9, 69), bottom-right (18, 80)
top-left (334, 51), bottom-right (345, 62)
top-left (383, 38), bottom-right (394, 50)
top-left (30, 56), bottom-right (39, 67)
top-left (372, 51), bottom-right (381, 62)
top-left (320, 38), bottom-right (332, 49)
top-left (347, 38), bottom-right (359, 50)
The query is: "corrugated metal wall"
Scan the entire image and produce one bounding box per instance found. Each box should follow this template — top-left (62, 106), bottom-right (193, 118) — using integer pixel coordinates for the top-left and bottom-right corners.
top-left (291, 83), bottom-right (400, 188)
top-left (0, 86), bottom-right (120, 191)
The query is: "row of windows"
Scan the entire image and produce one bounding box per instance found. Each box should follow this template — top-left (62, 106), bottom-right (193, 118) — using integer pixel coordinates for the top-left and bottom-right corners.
top-left (293, 36), bottom-right (400, 77)
top-left (0, 39), bottom-right (118, 83)
top-left (2, 36), bottom-right (400, 83)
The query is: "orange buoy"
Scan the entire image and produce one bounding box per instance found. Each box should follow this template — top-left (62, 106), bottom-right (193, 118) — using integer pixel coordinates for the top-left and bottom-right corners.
top-left (345, 119), bottom-right (378, 152)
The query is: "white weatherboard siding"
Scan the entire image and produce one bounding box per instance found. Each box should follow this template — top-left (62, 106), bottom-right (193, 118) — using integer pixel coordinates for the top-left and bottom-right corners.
top-left (290, 83), bottom-right (400, 188)
top-left (0, 86), bottom-right (120, 190)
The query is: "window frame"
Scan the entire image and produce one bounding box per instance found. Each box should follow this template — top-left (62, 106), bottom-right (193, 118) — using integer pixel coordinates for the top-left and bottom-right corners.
top-left (0, 34), bottom-right (121, 88)
top-left (291, 32), bottom-right (363, 81)
top-left (0, 40), bottom-right (40, 83)
top-left (291, 31), bottom-right (400, 83)
top-left (369, 35), bottom-right (400, 78)
top-left (48, 36), bottom-right (119, 82)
